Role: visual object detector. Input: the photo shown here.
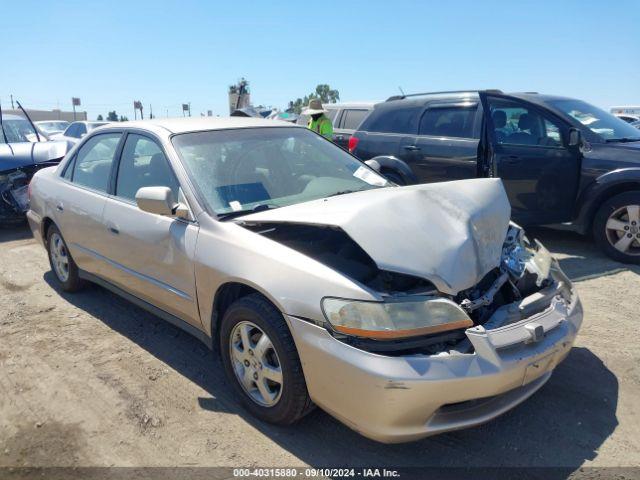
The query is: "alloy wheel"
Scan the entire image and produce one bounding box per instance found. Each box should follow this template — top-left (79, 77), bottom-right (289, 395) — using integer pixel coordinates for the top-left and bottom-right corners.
top-left (605, 204), bottom-right (640, 256)
top-left (229, 321), bottom-right (283, 407)
top-left (50, 233), bottom-right (70, 282)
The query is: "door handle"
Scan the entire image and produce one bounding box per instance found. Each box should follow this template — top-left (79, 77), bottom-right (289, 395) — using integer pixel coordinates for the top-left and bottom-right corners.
top-left (504, 155), bottom-right (521, 164)
top-left (56, 203), bottom-right (64, 212)
top-left (403, 145), bottom-right (421, 151)
top-left (108, 226), bottom-right (119, 235)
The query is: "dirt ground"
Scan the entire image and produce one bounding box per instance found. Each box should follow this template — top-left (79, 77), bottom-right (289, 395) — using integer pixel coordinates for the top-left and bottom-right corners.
top-left (1, 223), bottom-right (639, 471)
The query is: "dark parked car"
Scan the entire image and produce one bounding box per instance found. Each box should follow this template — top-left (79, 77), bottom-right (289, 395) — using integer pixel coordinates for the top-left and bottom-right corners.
top-left (1, 113), bottom-right (68, 223)
top-left (350, 90), bottom-right (640, 263)
top-left (298, 102), bottom-right (374, 149)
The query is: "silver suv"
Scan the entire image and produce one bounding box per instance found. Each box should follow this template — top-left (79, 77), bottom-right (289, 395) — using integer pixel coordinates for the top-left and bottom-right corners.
top-left (27, 117), bottom-right (582, 443)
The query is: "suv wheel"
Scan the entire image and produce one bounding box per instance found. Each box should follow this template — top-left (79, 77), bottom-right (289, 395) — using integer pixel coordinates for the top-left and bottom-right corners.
top-left (593, 191), bottom-right (640, 264)
top-left (219, 294), bottom-right (313, 424)
top-left (46, 225), bottom-right (85, 292)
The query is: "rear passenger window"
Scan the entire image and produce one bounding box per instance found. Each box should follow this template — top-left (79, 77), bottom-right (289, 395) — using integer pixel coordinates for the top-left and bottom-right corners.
top-left (72, 133), bottom-right (121, 192)
top-left (364, 106), bottom-right (420, 134)
top-left (115, 134), bottom-right (180, 202)
top-left (419, 106), bottom-right (476, 138)
top-left (340, 109), bottom-right (369, 130)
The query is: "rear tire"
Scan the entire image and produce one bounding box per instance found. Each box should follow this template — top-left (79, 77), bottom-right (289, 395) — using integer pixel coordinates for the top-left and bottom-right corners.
top-left (593, 191), bottom-right (640, 264)
top-left (46, 225), bottom-right (85, 292)
top-left (219, 293), bottom-right (314, 425)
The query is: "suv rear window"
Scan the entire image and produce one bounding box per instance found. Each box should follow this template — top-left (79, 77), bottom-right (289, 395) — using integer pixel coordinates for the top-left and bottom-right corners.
top-left (340, 109), bottom-right (369, 130)
top-left (419, 106), bottom-right (477, 138)
top-left (362, 105), bottom-right (420, 134)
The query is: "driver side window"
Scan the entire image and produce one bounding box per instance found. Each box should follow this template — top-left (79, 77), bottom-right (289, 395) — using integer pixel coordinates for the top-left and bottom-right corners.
top-left (488, 99), bottom-right (564, 148)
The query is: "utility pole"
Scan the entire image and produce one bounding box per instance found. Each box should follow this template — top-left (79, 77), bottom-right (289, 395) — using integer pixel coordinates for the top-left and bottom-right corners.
top-left (189, 102), bottom-right (191, 117)
top-left (10, 95), bottom-right (14, 109)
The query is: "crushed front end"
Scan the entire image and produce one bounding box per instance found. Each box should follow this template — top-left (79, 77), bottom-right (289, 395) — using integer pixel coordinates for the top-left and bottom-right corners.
top-left (280, 224), bottom-right (582, 442)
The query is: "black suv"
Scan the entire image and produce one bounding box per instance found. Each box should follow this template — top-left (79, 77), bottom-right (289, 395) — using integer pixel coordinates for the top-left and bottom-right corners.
top-left (350, 90), bottom-right (640, 264)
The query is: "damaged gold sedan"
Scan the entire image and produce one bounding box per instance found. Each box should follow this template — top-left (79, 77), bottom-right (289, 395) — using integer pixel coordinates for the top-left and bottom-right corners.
top-left (27, 117), bottom-right (582, 443)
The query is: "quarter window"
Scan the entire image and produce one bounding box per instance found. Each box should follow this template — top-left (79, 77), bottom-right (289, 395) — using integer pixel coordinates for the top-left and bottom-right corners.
top-left (72, 133), bottom-right (121, 192)
top-left (365, 105), bottom-right (420, 134)
top-left (115, 134), bottom-right (180, 202)
top-left (419, 106), bottom-right (476, 138)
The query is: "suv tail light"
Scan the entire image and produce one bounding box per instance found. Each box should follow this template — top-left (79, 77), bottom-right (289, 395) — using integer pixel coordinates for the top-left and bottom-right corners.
top-left (348, 136), bottom-right (359, 153)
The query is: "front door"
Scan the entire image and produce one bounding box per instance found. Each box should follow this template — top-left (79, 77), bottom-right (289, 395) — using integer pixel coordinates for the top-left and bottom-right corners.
top-left (479, 92), bottom-right (581, 226)
top-left (99, 133), bottom-right (201, 327)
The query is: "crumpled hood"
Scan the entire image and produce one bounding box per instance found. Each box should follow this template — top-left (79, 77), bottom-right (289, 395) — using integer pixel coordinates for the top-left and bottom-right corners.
top-left (0, 141), bottom-right (68, 172)
top-left (239, 178), bottom-right (511, 295)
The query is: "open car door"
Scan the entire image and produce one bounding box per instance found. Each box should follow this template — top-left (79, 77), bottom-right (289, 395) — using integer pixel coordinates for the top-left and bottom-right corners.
top-left (479, 91), bottom-right (581, 226)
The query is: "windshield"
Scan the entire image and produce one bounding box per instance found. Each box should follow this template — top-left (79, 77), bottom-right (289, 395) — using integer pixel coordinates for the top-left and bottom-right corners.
top-left (0, 118), bottom-right (40, 143)
top-left (551, 99), bottom-right (640, 141)
top-left (38, 121), bottom-right (68, 133)
top-left (172, 127), bottom-right (389, 216)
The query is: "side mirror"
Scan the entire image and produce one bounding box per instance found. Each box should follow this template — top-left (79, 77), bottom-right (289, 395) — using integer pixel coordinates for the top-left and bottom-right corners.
top-left (568, 128), bottom-right (582, 147)
top-left (136, 186), bottom-right (177, 216)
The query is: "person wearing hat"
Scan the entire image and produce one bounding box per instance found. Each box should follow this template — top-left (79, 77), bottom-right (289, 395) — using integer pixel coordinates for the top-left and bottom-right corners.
top-left (304, 98), bottom-right (334, 141)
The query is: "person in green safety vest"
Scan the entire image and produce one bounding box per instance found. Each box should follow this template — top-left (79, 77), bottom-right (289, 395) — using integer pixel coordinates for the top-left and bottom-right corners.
top-left (304, 99), bottom-right (333, 141)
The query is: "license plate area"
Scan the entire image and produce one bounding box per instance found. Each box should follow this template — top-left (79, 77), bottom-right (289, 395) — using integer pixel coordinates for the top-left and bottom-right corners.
top-left (522, 350), bottom-right (557, 386)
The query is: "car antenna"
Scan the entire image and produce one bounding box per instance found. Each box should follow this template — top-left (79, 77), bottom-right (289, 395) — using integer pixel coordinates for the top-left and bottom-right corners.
top-left (16, 100), bottom-right (41, 142)
top-left (398, 86), bottom-right (406, 97)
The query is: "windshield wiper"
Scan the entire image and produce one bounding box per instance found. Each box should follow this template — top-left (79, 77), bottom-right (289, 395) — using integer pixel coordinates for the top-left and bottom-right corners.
top-left (217, 203), bottom-right (279, 221)
top-left (605, 137), bottom-right (640, 143)
top-left (326, 187), bottom-right (370, 198)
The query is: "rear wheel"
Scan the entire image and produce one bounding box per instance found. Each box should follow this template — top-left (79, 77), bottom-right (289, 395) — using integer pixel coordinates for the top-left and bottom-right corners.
top-left (47, 225), bottom-right (85, 292)
top-left (593, 191), bottom-right (640, 264)
top-left (219, 294), bottom-right (313, 424)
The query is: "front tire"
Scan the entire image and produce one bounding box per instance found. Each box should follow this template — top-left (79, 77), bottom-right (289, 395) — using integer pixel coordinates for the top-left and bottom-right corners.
top-left (219, 294), bottom-right (313, 425)
top-left (593, 191), bottom-right (640, 264)
top-left (47, 225), bottom-right (85, 292)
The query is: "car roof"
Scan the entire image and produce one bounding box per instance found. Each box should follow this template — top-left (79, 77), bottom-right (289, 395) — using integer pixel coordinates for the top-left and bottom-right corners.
top-left (379, 91), bottom-right (579, 109)
top-left (1, 114), bottom-right (28, 121)
top-left (96, 117), bottom-right (299, 136)
top-left (325, 102), bottom-right (376, 109)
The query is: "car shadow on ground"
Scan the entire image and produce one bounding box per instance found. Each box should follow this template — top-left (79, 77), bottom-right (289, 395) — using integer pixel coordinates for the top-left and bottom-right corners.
top-left (0, 222), bottom-right (32, 243)
top-left (528, 227), bottom-right (640, 282)
top-left (44, 267), bottom-right (619, 473)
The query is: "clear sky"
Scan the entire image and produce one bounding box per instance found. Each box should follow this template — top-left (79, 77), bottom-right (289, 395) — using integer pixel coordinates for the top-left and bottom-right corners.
top-left (2, 0), bottom-right (638, 120)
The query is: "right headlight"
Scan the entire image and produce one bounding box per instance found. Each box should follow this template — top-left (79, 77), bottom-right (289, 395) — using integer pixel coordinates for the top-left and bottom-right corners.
top-left (322, 297), bottom-right (473, 340)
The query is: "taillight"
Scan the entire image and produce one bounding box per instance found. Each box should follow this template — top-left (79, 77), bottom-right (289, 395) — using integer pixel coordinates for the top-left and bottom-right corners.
top-left (348, 135), bottom-right (359, 153)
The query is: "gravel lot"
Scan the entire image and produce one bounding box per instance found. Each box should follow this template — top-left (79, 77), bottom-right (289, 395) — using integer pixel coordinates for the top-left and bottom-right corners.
top-left (1, 223), bottom-right (639, 471)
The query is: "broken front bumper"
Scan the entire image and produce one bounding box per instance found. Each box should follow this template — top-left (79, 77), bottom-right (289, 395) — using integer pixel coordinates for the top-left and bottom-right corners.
top-left (287, 285), bottom-right (582, 443)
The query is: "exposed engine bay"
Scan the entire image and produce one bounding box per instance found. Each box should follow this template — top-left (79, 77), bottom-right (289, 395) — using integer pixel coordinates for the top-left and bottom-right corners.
top-left (0, 167), bottom-right (32, 222)
top-left (242, 220), bottom-right (559, 355)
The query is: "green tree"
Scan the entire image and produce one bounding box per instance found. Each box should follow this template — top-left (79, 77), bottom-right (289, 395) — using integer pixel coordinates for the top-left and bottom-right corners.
top-left (287, 84), bottom-right (340, 114)
top-left (96, 114), bottom-right (104, 121)
top-left (119, 115), bottom-right (129, 122)
top-left (106, 111), bottom-right (118, 121)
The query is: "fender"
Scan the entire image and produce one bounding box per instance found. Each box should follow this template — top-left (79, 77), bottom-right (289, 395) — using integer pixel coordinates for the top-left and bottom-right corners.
top-left (574, 168), bottom-right (640, 234)
top-left (364, 156), bottom-right (418, 185)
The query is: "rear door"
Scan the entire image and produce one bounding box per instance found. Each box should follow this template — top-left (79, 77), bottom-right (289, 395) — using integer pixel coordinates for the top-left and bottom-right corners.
top-left (353, 103), bottom-right (421, 162)
top-left (479, 92), bottom-right (581, 225)
top-left (412, 102), bottom-right (480, 182)
top-left (334, 108), bottom-right (370, 149)
top-left (99, 132), bottom-right (200, 327)
top-left (54, 132), bottom-right (123, 277)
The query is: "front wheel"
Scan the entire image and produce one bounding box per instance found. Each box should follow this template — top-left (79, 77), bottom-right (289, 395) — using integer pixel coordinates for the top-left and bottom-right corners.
top-left (219, 294), bottom-right (314, 424)
top-left (593, 191), bottom-right (640, 264)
